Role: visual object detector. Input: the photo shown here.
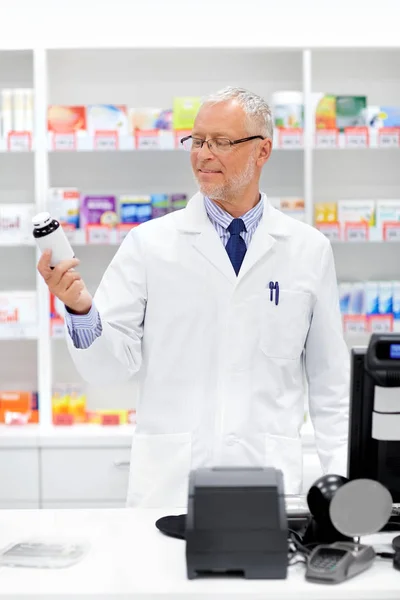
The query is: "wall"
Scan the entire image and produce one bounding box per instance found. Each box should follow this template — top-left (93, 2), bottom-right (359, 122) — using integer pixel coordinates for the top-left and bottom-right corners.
top-left (0, 0), bottom-right (399, 50)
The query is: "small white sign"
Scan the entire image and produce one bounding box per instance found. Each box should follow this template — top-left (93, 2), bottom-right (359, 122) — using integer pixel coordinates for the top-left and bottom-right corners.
top-left (345, 225), bottom-right (368, 242)
top-left (94, 132), bottom-right (118, 151)
top-left (279, 130), bottom-right (303, 149)
top-left (8, 132), bottom-right (31, 152)
top-left (345, 127), bottom-right (369, 149)
top-left (384, 224), bottom-right (400, 242)
top-left (86, 226), bottom-right (112, 245)
top-left (53, 133), bottom-right (76, 151)
top-left (315, 130), bottom-right (338, 149)
top-left (378, 128), bottom-right (400, 149)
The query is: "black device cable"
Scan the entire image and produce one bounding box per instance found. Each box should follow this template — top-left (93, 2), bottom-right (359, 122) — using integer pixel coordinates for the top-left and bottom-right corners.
top-left (287, 529), bottom-right (317, 568)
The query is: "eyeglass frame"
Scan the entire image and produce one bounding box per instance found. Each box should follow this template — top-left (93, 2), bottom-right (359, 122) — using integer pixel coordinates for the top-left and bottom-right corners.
top-left (180, 134), bottom-right (266, 152)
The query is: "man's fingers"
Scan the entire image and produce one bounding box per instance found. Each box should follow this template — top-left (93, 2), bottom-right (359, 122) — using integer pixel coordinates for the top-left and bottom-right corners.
top-left (37, 249), bottom-right (53, 281)
top-left (59, 272), bottom-right (82, 293)
top-left (50, 258), bottom-right (80, 286)
top-left (66, 279), bottom-right (85, 294)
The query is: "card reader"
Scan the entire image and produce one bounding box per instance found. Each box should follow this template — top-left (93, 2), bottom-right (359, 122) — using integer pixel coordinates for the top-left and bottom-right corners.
top-left (305, 542), bottom-right (376, 584)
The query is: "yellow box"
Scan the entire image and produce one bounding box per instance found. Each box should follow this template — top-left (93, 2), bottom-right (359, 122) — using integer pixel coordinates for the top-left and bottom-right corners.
top-left (315, 202), bottom-right (337, 223)
top-left (68, 385), bottom-right (86, 423)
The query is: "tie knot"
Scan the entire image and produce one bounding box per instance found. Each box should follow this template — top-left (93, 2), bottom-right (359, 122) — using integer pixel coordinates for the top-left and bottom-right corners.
top-left (228, 218), bottom-right (246, 235)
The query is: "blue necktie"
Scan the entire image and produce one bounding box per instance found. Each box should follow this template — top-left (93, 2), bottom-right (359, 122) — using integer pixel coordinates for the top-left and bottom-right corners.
top-left (226, 218), bottom-right (247, 275)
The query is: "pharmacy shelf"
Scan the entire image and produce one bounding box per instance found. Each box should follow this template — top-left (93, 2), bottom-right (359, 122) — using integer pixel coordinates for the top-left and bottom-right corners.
top-left (45, 131), bottom-right (400, 153)
top-left (0, 240), bottom-right (34, 247)
top-left (2, 46), bottom-right (400, 427)
top-left (0, 135), bottom-right (33, 152)
top-left (314, 129), bottom-right (400, 150)
top-left (0, 422), bottom-right (317, 450)
top-left (47, 130), bottom-right (304, 152)
top-left (5, 232), bottom-right (400, 249)
top-left (0, 424), bottom-right (135, 448)
top-left (0, 326), bottom-right (37, 340)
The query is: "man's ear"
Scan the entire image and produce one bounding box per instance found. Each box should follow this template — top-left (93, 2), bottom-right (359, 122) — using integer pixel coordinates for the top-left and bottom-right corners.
top-left (257, 139), bottom-right (272, 167)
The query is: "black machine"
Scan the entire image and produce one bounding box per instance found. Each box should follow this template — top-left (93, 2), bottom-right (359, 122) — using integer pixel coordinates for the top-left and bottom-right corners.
top-left (157, 333), bottom-right (400, 581)
top-left (349, 333), bottom-right (400, 503)
top-left (185, 467), bottom-right (288, 579)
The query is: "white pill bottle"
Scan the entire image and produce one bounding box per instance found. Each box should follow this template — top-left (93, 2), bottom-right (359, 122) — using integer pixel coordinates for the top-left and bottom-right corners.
top-left (32, 212), bottom-right (75, 267)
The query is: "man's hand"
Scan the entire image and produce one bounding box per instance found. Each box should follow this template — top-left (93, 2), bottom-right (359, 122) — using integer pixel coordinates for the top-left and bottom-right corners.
top-left (37, 250), bottom-right (93, 315)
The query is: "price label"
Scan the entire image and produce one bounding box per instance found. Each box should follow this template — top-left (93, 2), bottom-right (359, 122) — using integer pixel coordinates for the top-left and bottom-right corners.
top-left (51, 322), bottom-right (65, 339)
top-left (53, 132), bottom-right (76, 151)
top-left (383, 222), bottom-right (400, 242)
top-left (344, 222), bottom-right (369, 242)
top-left (315, 129), bottom-right (338, 149)
top-left (344, 127), bottom-right (369, 148)
top-left (378, 127), bottom-right (400, 148)
top-left (316, 222), bottom-right (341, 242)
top-left (86, 225), bottom-right (112, 245)
top-left (279, 129), bottom-right (303, 149)
top-left (135, 130), bottom-right (160, 150)
top-left (61, 225), bottom-right (77, 244)
top-left (53, 414), bottom-right (74, 426)
top-left (7, 131), bottom-right (31, 151)
top-left (94, 130), bottom-right (118, 151)
top-left (175, 130), bottom-right (192, 149)
top-left (343, 315), bottom-right (367, 334)
top-left (101, 414), bottom-right (120, 426)
top-left (117, 224), bottom-right (138, 243)
top-left (368, 315), bottom-right (393, 333)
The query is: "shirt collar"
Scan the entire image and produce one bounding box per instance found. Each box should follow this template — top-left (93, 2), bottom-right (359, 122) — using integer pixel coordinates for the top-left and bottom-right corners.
top-left (204, 194), bottom-right (264, 232)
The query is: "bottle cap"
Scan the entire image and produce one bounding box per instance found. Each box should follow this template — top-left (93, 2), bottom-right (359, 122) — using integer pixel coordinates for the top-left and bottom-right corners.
top-left (32, 212), bottom-right (52, 228)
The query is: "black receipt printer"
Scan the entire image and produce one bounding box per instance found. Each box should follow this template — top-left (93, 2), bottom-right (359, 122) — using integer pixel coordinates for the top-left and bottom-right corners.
top-left (185, 466), bottom-right (288, 579)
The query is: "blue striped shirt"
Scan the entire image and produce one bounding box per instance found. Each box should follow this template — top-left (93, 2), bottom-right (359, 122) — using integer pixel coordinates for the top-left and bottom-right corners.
top-left (65, 195), bottom-right (265, 349)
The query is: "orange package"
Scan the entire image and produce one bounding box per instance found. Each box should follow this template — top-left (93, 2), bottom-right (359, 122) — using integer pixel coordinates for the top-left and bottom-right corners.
top-left (0, 391), bottom-right (38, 424)
top-left (48, 106), bottom-right (87, 134)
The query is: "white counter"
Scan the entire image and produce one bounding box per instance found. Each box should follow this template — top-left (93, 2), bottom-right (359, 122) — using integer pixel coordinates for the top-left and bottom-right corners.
top-left (0, 508), bottom-right (398, 599)
top-left (0, 425), bottom-right (136, 448)
top-left (0, 422), bottom-right (317, 448)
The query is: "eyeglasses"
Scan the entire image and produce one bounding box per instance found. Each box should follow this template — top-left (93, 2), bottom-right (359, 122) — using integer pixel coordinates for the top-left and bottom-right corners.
top-left (180, 135), bottom-right (265, 153)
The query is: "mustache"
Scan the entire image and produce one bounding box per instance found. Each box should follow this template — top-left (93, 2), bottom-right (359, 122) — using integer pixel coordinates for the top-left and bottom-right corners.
top-left (197, 163), bottom-right (222, 170)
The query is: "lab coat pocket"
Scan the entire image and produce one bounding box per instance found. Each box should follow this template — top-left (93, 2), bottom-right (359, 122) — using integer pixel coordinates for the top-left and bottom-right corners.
top-left (260, 290), bottom-right (311, 360)
top-left (127, 432), bottom-right (192, 508)
top-left (265, 433), bottom-right (303, 495)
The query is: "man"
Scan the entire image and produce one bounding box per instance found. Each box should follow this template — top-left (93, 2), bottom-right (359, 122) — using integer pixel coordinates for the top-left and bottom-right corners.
top-left (38, 87), bottom-right (349, 508)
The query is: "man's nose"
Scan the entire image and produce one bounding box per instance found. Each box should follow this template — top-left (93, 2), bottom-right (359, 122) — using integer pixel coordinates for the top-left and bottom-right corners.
top-left (197, 140), bottom-right (214, 159)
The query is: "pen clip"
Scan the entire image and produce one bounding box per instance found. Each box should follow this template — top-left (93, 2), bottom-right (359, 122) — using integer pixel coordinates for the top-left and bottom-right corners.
top-left (269, 281), bottom-right (274, 302)
top-left (274, 282), bottom-right (279, 306)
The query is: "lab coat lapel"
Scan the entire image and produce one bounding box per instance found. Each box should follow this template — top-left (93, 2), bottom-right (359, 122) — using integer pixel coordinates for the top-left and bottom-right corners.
top-left (175, 193), bottom-right (237, 284)
top-left (238, 201), bottom-right (291, 280)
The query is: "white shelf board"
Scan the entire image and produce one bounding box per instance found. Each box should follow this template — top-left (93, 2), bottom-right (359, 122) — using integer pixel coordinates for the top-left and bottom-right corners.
top-left (38, 424), bottom-right (135, 448)
top-left (0, 240), bottom-right (34, 247)
top-left (0, 424), bottom-right (134, 448)
top-left (0, 137), bottom-right (34, 152)
top-left (0, 425), bottom-right (40, 448)
top-left (0, 325), bottom-right (38, 340)
top-left (46, 131), bottom-right (400, 153)
top-left (47, 131), bottom-right (304, 152)
top-left (0, 423), bottom-right (317, 450)
top-left (5, 232), bottom-right (400, 250)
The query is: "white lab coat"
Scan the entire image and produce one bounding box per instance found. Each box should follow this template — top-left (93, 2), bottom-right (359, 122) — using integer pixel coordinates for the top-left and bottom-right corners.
top-left (66, 192), bottom-right (349, 507)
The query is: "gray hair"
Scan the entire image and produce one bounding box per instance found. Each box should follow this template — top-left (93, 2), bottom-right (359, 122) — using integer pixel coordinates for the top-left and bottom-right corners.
top-left (202, 86), bottom-right (273, 139)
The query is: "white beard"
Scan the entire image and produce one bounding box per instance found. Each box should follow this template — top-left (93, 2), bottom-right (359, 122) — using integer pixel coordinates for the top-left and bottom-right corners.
top-left (195, 154), bottom-right (256, 201)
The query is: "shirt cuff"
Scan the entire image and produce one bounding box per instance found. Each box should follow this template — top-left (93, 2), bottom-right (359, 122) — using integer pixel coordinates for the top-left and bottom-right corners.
top-left (64, 303), bottom-right (99, 330)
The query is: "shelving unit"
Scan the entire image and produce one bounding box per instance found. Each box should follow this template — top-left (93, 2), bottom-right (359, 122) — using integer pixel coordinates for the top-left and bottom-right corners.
top-left (1, 46), bottom-right (400, 427)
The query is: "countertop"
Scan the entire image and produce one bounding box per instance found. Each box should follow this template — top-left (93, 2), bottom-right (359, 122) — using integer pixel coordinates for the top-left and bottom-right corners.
top-left (0, 507), bottom-right (398, 599)
top-left (0, 422), bottom-right (317, 449)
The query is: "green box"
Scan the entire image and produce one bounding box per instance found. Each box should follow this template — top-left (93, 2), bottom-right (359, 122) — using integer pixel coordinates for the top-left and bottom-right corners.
top-left (173, 97), bottom-right (202, 130)
top-left (335, 96), bottom-right (367, 132)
